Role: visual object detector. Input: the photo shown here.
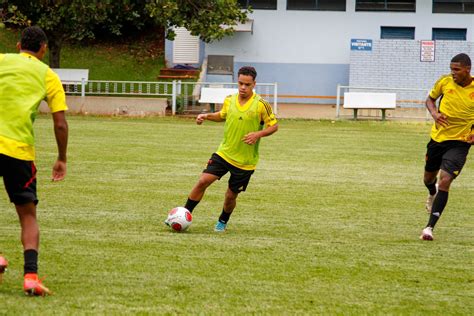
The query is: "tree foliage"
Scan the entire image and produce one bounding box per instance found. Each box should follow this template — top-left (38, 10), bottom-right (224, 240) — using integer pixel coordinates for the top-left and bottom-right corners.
top-left (0, 0), bottom-right (250, 68)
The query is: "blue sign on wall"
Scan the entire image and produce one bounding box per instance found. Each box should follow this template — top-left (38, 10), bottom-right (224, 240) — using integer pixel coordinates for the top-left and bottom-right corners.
top-left (351, 39), bottom-right (372, 51)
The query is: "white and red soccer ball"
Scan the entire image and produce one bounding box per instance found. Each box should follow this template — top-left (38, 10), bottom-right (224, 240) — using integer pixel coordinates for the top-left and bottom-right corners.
top-left (166, 207), bottom-right (192, 232)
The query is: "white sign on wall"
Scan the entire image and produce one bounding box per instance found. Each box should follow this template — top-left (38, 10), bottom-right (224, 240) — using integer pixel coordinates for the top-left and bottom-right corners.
top-left (420, 40), bottom-right (435, 62)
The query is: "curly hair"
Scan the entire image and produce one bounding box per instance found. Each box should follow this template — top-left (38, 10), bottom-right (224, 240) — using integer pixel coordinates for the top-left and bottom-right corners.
top-left (238, 66), bottom-right (257, 80)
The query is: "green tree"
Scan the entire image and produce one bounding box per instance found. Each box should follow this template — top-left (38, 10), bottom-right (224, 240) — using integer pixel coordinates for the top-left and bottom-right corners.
top-left (1, 0), bottom-right (249, 68)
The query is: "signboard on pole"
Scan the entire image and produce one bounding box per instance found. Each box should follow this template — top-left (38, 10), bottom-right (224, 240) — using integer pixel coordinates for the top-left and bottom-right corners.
top-left (420, 40), bottom-right (435, 62)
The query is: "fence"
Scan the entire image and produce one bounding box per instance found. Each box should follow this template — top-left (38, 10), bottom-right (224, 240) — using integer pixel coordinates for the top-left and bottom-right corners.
top-left (336, 85), bottom-right (431, 120)
top-left (63, 80), bottom-right (278, 115)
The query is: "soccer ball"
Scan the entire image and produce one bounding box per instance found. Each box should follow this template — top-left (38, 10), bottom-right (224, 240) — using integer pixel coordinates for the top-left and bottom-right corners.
top-left (166, 207), bottom-right (192, 232)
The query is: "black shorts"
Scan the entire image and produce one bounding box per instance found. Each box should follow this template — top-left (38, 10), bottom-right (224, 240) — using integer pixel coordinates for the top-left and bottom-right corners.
top-left (0, 154), bottom-right (38, 205)
top-left (203, 153), bottom-right (254, 193)
top-left (425, 139), bottom-right (471, 178)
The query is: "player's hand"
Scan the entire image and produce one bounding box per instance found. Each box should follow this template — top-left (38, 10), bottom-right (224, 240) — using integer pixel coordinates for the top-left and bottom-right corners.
top-left (242, 132), bottom-right (260, 145)
top-left (196, 114), bottom-right (207, 125)
top-left (433, 112), bottom-right (449, 127)
top-left (52, 160), bottom-right (67, 182)
top-left (466, 134), bottom-right (474, 144)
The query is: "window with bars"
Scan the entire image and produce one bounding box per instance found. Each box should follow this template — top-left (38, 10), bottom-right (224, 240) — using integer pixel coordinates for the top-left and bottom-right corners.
top-left (432, 28), bottom-right (467, 40)
top-left (381, 26), bottom-right (415, 39)
top-left (356, 0), bottom-right (416, 12)
top-left (433, 0), bottom-right (474, 13)
top-left (287, 0), bottom-right (346, 11)
top-left (238, 0), bottom-right (277, 9)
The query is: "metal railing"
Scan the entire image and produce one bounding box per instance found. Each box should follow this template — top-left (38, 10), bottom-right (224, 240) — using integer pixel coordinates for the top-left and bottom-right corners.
top-left (63, 80), bottom-right (278, 116)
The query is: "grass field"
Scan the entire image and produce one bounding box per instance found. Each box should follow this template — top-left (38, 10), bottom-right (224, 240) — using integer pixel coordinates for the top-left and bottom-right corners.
top-left (0, 116), bottom-right (472, 314)
top-left (0, 28), bottom-right (164, 81)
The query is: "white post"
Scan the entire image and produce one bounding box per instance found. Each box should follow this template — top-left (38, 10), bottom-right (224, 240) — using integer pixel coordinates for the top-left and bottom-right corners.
top-left (172, 80), bottom-right (177, 116)
top-left (336, 84), bottom-right (341, 118)
top-left (81, 78), bottom-right (86, 98)
top-left (273, 83), bottom-right (278, 115)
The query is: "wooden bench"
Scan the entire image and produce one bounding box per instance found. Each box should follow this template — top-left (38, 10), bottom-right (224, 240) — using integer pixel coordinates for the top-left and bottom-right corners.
top-left (199, 87), bottom-right (237, 112)
top-left (52, 68), bottom-right (89, 96)
top-left (343, 92), bottom-right (397, 120)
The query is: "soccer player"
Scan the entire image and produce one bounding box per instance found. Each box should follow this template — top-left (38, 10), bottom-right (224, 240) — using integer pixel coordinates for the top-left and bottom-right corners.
top-left (421, 53), bottom-right (473, 241)
top-left (180, 66), bottom-right (278, 232)
top-left (0, 26), bottom-right (69, 295)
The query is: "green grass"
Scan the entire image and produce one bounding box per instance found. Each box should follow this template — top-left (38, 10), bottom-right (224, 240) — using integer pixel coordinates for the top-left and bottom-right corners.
top-left (0, 28), bottom-right (165, 81)
top-left (0, 116), bottom-right (473, 314)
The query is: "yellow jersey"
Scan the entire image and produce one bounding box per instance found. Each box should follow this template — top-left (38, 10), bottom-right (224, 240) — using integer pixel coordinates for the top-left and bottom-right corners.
top-left (216, 92), bottom-right (277, 170)
top-left (0, 52), bottom-right (68, 161)
top-left (429, 75), bottom-right (474, 142)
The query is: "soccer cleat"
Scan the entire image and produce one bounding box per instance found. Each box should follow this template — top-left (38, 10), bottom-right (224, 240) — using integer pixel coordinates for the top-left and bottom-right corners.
top-left (23, 273), bottom-right (52, 296)
top-left (425, 184), bottom-right (438, 213)
top-left (164, 219), bottom-right (170, 227)
top-left (214, 221), bottom-right (227, 232)
top-left (420, 227), bottom-right (434, 241)
top-left (0, 255), bottom-right (8, 283)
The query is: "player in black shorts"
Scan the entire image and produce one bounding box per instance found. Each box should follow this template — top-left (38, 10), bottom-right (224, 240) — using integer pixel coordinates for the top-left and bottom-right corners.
top-left (421, 53), bottom-right (474, 241)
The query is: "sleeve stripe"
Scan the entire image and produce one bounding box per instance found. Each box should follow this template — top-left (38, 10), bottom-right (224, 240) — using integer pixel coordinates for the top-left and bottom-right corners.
top-left (260, 100), bottom-right (273, 116)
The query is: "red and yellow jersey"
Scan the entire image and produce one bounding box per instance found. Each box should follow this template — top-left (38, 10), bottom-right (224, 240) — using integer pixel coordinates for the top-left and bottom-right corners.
top-left (429, 75), bottom-right (474, 142)
top-left (0, 52), bottom-right (68, 161)
top-left (216, 92), bottom-right (277, 170)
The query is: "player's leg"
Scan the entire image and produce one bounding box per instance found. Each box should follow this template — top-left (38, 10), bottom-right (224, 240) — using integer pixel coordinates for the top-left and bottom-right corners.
top-left (3, 156), bottom-right (50, 295)
top-left (423, 139), bottom-right (442, 213)
top-left (421, 142), bottom-right (470, 240)
top-left (214, 165), bottom-right (254, 232)
top-left (185, 153), bottom-right (226, 213)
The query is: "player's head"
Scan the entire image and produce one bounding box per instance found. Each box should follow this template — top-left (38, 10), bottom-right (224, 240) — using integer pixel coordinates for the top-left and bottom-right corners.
top-left (237, 66), bottom-right (257, 99)
top-left (450, 53), bottom-right (472, 86)
top-left (238, 66), bottom-right (257, 81)
top-left (18, 26), bottom-right (48, 59)
top-left (451, 53), bottom-right (471, 67)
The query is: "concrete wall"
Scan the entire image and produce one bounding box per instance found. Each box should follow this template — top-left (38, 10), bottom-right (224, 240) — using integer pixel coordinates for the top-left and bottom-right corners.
top-left (166, 0), bottom-right (474, 102)
top-left (40, 96), bottom-right (168, 116)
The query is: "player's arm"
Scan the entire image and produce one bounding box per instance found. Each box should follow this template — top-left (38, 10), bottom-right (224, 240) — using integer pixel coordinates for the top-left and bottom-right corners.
top-left (45, 69), bottom-right (69, 181)
top-left (242, 99), bottom-right (278, 145)
top-left (52, 111), bottom-right (68, 181)
top-left (426, 96), bottom-right (448, 127)
top-left (196, 112), bottom-right (225, 125)
top-left (426, 77), bottom-right (449, 127)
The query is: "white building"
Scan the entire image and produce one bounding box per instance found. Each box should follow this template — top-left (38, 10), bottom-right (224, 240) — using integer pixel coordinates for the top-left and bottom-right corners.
top-left (165, 0), bottom-right (474, 103)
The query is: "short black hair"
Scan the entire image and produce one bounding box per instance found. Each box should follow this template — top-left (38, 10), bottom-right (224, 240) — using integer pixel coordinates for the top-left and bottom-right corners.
top-left (451, 53), bottom-right (471, 67)
top-left (238, 66), bottom-right (257, 80)
top-left (20, 26), bottom-right (48, 53)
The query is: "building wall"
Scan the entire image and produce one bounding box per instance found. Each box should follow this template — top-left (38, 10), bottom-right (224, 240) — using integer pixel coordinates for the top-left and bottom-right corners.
top-left (349, 40), bottom-right (474, 89)
top-left (167, 0), bottom-right (474, 103)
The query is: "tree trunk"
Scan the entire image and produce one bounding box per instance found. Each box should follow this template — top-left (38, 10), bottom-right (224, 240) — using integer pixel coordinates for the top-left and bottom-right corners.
top-left (47, 34), bottom-right (63, 68)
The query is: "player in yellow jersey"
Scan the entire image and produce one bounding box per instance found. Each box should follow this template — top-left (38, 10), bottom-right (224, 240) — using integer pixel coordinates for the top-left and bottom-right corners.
top-left (0, 26), bottom-right (68, 295)
top-left (178, 66), bottom-right (278, 232)
top-left (420, 53), bottom-right (473, 241)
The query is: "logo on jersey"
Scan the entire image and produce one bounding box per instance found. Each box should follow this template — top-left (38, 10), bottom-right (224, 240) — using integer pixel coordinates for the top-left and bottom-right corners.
top-left (470, 92), bottom-right (474, 100)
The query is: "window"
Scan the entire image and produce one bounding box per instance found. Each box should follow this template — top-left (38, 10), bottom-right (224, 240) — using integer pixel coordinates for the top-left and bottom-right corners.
top-left (287, 0), bottom-right (346, 11)
top-left (238, 0), bottom-right (277, 9)
top-left (433, 1), bottom-right (474, 13)
top-left (432, 28), bottom-right (467, 40)
top-left (381, 26), bottom-right (415, 39)
top-left (356, 0), bottom-right (416, 12)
